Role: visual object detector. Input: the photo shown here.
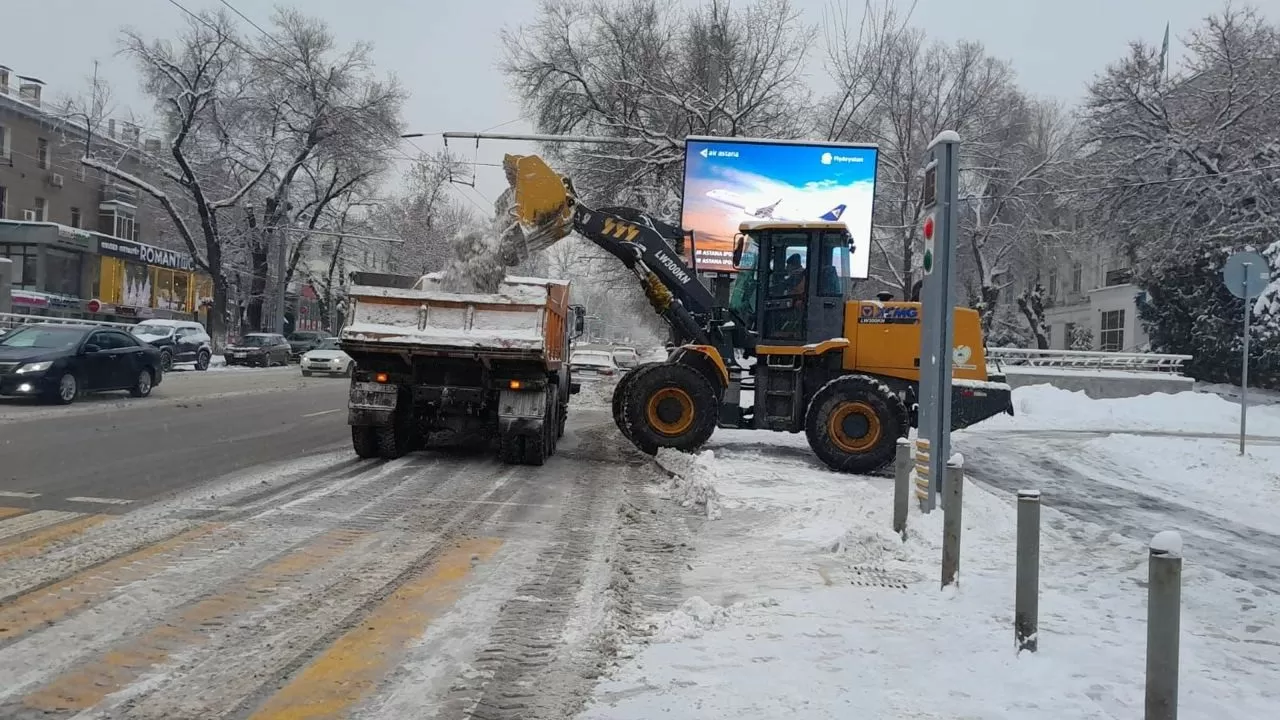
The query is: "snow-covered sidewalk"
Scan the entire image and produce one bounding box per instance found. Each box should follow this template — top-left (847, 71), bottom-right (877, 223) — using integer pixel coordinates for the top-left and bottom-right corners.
top-left (578, 386), bottom-right (1280, 719)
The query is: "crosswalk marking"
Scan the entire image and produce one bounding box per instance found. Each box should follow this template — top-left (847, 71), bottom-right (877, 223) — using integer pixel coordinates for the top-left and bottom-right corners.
top-left (0, 490), bottom-right (40, 499)
top-left (0, 510), bottom-right (84, 541)
top-left (66, 496), bottom-right (134, 506)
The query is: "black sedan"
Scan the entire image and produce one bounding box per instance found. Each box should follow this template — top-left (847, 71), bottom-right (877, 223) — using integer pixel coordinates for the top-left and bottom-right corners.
top-left (0, 324), bottom-right (164, 404)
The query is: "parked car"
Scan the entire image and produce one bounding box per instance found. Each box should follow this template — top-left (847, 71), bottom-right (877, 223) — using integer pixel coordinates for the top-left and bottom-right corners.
top-left (611, 346), bottom-right (640, 370)
top-left (570, 349), bottom-right (620, 380)
top-left (131, 318), bottom-right (213, 371)
top-left (0, 323), bottom-right (164, 404)
top-left (224, 333), bottom-right (291, 367)
top-left (299, 337), bottom-right (354, 377)
top-left (287, 330), bottom-right (328, 360)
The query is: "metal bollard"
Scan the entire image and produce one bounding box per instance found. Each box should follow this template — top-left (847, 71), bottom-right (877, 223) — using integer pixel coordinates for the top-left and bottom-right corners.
top-left (1015, 490), bottom-right (1041, 653)
top-left (940, 455), bottom-right (964, 588)
top-left (893, 438), bottom-right (912, 538)
top-left (1145, 531), bottom-right (1183, 720)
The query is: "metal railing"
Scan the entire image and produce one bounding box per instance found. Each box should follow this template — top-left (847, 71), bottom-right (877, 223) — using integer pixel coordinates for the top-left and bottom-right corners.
top-left (986, 347), bottom-right (1191, 374)
top-left (0, 312), bottom-right (135, 332)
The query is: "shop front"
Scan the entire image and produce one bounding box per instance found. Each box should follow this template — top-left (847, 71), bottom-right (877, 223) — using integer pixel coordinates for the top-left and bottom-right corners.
top-left (0, 220), bottom-right (98, 318)
top-left (93, 237), bottom-right (213, 325)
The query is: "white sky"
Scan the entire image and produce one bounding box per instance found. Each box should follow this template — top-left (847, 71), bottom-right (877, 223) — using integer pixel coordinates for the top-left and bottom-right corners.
top-left (6, 0), bottom-right (1273, 209)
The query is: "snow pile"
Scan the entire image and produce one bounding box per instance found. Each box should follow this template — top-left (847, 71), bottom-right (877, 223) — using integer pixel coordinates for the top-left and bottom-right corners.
top-left (581, 409), bottom-right (1280, 718)
top-left (572, 378), bottom-right (618, 408)
top-left (646, 596), bottom-right (778, 643)
top-left (653, 448), bottom-right (722, 519)
top-left (977, 383), bottom-right (1280, 435)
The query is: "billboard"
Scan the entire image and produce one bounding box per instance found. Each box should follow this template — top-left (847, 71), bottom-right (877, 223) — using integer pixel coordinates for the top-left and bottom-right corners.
top-left (679, 136), bottom-right (878, 276)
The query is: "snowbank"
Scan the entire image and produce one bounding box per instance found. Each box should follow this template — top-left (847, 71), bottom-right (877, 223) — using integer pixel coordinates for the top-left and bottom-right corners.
top-left (653, 449), bottom-right (722, 519)
top-left (976, 383), bottom-right (1280, 435)
top-left (582, 422), bottom-right (1280, 718)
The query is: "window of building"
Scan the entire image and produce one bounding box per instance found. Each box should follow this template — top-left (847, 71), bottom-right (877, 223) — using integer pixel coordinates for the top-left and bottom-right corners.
top-left (1099, 309), bottom-right (1125, 351)
top-left (45, 248), bottom-right (83, 297)
top-left (0, 243), bottom-right (38, 289)
top-left (1047, 270), bottom-right (1058, 300)
top-left (37, 137), bottom-right (49, 169)
top-left (33, 197), bottom-right (47, 222)
top-left (1104, 267), bottom-right (1133, 286)
top-left (70, 207), bottom-right (81, 228)
top-left (0, 125), bottom-right (9, 160)
top-left (0, 185), bottom-right (6, 218)
top-left (1071, 262), bottom-right (1082, 293)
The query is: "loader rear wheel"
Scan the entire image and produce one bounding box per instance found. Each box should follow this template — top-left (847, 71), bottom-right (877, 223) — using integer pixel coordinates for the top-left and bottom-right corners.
top-left (805, 375), bottom-right (908, 475)
top-left (622, 363), bottom-right (718, 455)
top-left (613, 362), bottom-right (663, 440)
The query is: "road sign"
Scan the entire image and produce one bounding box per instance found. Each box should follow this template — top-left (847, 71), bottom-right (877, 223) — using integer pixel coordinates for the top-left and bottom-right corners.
top-left (1223, 250), bottom-right (1268, 300)
top-left (1222, 249), bottom-right (1272, 455)
top-left (87, 298), bottom-right (102, 313)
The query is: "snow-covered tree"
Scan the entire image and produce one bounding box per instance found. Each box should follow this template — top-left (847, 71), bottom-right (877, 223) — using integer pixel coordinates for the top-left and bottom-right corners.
top-left (501, 0), bottom-right (811, 214)
top-left (1081, 5), bottom-right (1280, 383)
top-left (366, 151), bottom-right (476, 277)
top-left (234, 7), bottom-right (404, 331)
top-left (86, 9), bottom-right (270, 349)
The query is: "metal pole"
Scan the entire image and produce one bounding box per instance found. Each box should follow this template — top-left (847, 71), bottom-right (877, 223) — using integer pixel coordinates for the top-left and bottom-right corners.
top-left (1146, 531), bottom-right (1183, 720)
top-left (1015, 489), bottom-right (1041, 653)
top-left (273, 226), bottom-right (288, 334)
top-left (941, 455), bottom-right (964, 588)
top-left (893, 438), bottom-right (912, 538)
top-left (442, 131), bottom-right (645, 145)
top-left (1240, 267), bottom-right (1250, 455)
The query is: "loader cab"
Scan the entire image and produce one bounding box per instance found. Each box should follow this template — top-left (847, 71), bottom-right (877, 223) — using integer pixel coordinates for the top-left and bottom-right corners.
top-left (730, 221), bottom-right (852, 346)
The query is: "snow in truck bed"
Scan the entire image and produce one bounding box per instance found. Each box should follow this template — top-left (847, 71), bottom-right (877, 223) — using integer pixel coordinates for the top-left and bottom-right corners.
top-left (341, 276), bottom-right (558, 351)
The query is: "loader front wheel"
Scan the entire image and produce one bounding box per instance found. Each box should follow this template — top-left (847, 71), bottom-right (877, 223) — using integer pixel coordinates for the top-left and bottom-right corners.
top-left (805, 375), bottom-right (908, 475)
top-left (613, 362), bottom-right (662, 441)
top-left (622, 363), bottom-right (718, 455)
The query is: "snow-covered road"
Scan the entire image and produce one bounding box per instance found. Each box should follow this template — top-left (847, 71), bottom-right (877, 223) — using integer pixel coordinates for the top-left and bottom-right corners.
top-left (0, 396), bottom-right (694, 719)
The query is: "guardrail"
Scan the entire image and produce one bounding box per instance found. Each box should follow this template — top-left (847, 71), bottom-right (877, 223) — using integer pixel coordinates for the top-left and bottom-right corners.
top-left (0, 312), bottom-right (135, 332)
top-left (986, 347), bottom-right (1191, 374)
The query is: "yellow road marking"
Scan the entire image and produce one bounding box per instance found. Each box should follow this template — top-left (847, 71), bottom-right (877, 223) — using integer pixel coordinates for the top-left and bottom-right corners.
top-left (0, 507), bottom-right (28, 520)
top-left (22, 528), bottom-right (366, 714)
top-left (0, 523), bottom-right (222, 642)
top-left (0, 515), bottom-right (109, 563)
top-left (247, 537), bottom-right (503, 720)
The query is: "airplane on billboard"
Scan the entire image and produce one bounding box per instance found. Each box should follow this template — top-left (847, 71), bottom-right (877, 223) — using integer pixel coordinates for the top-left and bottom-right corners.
top-left (704, 188), bottom-right (846, 222)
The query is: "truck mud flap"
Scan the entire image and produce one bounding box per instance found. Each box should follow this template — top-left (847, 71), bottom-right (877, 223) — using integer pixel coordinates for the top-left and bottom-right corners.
top-left (950, 381), bottom-right (1014, 432)
top-left (499, 388), bottom-right (546, 436)
top-left (349, 381), bottom-right (398, 427)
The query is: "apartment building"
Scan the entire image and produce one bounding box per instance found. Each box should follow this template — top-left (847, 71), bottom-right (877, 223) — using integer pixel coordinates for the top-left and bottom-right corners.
top-left (1039, 245), bottom-right (1149, 353)
top-left (0, 63), bottom-right (211, 323)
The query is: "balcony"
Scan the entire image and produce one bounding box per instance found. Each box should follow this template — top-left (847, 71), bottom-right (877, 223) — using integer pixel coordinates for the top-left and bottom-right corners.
top-left (99, 184), bottom-right (139, 208)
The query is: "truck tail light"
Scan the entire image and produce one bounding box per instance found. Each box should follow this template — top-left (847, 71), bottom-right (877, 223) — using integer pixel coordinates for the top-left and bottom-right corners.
top-left (375, 372), bottom-right (389, 384)
top-left (509, 379), bottom-right (523, 389)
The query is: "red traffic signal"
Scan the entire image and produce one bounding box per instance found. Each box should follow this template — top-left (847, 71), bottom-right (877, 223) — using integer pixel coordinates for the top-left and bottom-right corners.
top-left (922, 214), bottom-right (935, 241)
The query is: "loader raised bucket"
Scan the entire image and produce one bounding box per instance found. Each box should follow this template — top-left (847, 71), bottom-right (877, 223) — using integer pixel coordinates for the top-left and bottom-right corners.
top-left (497, 154), bottom-right (576, 256)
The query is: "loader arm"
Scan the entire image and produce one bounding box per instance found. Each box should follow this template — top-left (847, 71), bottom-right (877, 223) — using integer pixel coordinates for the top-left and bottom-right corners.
top-left (501, 154), bottom-right (752, 355)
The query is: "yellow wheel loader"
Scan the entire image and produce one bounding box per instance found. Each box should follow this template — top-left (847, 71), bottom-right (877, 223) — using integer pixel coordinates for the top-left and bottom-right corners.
top-left (499, 154), bottom-right (1014, 474)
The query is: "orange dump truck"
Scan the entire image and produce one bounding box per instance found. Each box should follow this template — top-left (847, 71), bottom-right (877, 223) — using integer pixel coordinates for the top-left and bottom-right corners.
top-left (338, 273), bottom-right (585, 464)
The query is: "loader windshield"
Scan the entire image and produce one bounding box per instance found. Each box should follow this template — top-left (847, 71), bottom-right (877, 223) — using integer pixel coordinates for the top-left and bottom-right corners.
top-left (728, 235), bottom-right (759, 326)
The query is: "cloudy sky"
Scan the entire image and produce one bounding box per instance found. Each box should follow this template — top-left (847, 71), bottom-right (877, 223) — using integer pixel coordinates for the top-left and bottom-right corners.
top-left (5, 0), bottom-right (1270, 208)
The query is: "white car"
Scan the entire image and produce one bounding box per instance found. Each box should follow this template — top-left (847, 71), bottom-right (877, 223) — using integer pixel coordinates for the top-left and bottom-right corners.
top-left (299, 337), bottom-right (354, 377)
top-left (570, 349), bottom-right (620, 380)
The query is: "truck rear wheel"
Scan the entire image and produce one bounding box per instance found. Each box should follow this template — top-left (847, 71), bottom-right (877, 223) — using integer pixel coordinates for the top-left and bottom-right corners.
top-left (621, 363), bottom-right (718, 455)
top-left (351, 426), bottom-right (378, 459)
top-left (804, 375), bottom-right (908, 474)
top-left (376, 400), bottom-right (413, 460)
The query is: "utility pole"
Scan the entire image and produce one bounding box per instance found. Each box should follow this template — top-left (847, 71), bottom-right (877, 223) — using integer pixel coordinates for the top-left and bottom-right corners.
top-left (273, 225), bottom-right (288, 334)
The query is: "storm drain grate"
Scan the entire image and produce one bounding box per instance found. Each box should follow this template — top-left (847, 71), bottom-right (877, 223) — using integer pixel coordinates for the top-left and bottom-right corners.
top-left (847, 565), bottom-right (911, 590)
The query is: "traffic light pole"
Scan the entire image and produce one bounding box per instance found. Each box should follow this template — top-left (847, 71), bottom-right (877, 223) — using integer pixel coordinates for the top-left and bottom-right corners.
top-left (914, 131), bottom-right (961, 513)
